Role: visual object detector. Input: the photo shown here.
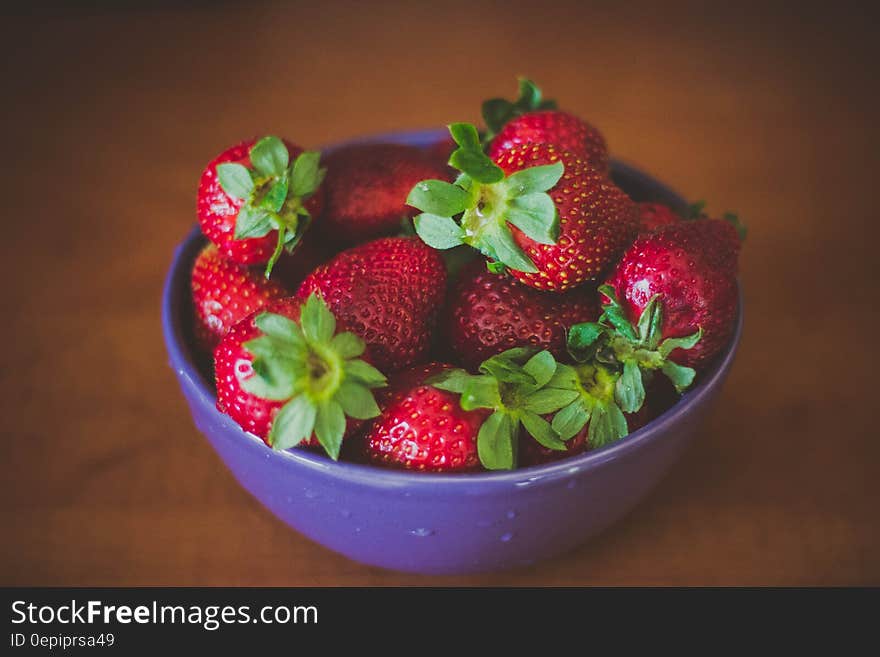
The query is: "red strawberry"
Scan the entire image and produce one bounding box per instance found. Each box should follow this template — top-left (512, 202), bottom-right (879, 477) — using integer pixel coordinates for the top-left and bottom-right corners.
top-left (443, 259), bottom-right (599, 370)
top-left (319, 143), bottom-right (451, 246)
top-left (214, 294), bottom-right (388, 458)
top-left (489, 110), bottom-right (609, 173)
top-left (295, 237), bottom-right (447, 372)
top-left (637, 202), bottom-right (681, 234)
top-left (409, 123), bottom-right (638, 293)
top-left (603, 217), bottom-right (741, 371)
top-left (191, 244), bottom-right (290, 351)
top-left (197, 136), bottom-right (325, 274)
top-left (363, 363), bottom-right (488, 472)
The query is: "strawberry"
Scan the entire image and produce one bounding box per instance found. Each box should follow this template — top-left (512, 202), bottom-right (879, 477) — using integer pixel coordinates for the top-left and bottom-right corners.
top-left (191, 237), bottom-right (330, 351)
top-left (515, 293), bottom-right (712, 467)
top-left (603, 215), bottom-right (741, 370)
top-left (319, 143), bottom-right (451, 246)
top-left (295, 236), bottom-right (447, 372)
top-left (443, 259), bottom-right (599, 370)
top-left (558, 214), bottom-right (742, 415)
top-left (363, 363), bottom-right (488, 472)
top-left (428, 348), bottom-right (583, 470)
top-left (637, 202), bottom-right (681, 234)
top-left (408, 123), bottom-right (638, 292)
top-left (489, 112), bottom-right (609, 173)
top-left (191, 244), bottom-right (290, 351)
top-left (481, 78), bottom-right (608, 172)
top-left (527, 279), bottom-right (730, 463)
top-left (197, 136), bottom-right (325, 275)
top-left (214, 294), bottom-right (387, 458)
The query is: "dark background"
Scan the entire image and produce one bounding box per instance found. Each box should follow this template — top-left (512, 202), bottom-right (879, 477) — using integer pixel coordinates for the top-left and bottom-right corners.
top-left (1, 0), bottom-right (877, 585)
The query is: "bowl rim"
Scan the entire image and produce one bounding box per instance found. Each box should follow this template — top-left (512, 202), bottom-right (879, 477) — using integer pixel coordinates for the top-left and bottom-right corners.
top-left (163, 128), bottom-right (743, 489)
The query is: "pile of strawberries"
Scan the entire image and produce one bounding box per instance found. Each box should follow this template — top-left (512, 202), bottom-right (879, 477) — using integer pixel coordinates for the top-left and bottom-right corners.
top-left (190, 80), bottom-right (743, 473)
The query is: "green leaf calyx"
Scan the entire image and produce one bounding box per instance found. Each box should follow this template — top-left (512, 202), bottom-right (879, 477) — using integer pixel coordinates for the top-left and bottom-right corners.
top-left (547, 362), bottom-right (630, 448)
top-left (429, 348), bottom-right (576, 470)
top-left (566, 286), bottom-right (703, 414)
top-left (408, 123), bottom-right (563, 275)
top-left (216, 136), bottom-right (326, 278)
top-left (238, 293), bottom-right (386, 460)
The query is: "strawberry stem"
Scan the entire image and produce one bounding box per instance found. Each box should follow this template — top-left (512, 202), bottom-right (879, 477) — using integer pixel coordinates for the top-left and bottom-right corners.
top-left (264, 225), bottom-right (287, 279)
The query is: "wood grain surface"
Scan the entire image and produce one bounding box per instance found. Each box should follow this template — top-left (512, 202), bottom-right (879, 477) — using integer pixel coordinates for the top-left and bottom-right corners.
top-left (1, 0), bottom-right (878, 586)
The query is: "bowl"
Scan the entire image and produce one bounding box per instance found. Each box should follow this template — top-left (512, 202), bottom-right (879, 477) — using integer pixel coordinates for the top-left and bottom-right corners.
top-left (162, 128), bottom-right (742, 575)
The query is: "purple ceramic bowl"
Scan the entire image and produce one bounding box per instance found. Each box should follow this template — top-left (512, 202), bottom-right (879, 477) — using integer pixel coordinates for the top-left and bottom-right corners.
top-left (162, 128), bottom-right (742, 575)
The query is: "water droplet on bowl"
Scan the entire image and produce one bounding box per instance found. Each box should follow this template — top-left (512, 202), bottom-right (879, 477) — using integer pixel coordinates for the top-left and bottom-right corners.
top-left (410, 528), bottom-right (435, 537)
top-left (506, 510), bottom-right (518, 519)
top-left (304, 489), bottom-right (318, 499)
top-left (340, 509), bottom-right (351, 518)
top-left (500, 532), bottom-right (515, 543)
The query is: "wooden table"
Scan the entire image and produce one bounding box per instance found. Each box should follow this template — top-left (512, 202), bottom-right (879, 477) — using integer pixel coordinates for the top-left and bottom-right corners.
top-left (2, 1), bottom-right (877, 586)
